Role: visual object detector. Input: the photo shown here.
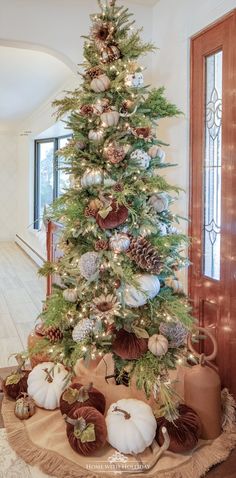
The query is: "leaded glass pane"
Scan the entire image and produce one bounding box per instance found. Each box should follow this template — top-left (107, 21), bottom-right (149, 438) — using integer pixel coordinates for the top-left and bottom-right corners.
top-left (203, 51), bottom-right (222, 280)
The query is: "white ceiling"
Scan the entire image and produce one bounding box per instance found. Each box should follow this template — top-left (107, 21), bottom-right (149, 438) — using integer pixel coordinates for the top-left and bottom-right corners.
top-left (0, 46), bottom-right (72, 123)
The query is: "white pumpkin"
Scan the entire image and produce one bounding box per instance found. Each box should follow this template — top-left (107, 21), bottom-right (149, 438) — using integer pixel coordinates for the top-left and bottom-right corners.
top-left (109, 233), bottom-right (130, 253)
top-left (123, 274), bottom-right (160, 308)
top-left (106, 398), bottom-right (157, 454)
top-left (63, 288), bottom-right (78, 303)
top-left (101, 110), bottom-right (120, 127)
top-left (148, 334), bottom-right (169, 356)
top-left (165, 277), bottom-right (184, 294)
top-left (88, 129), bottom-right (104, 142)
top-left (27, 362), bottom-right (69, 410)
top-left (90, 74), bottom-right (110, 93)
top-left (148, 193), bottom-right (169, 213)
top-left (148, 145), bottom-right (166, 163)
top-left (81, 169), bottom-right (103, 188)
top-left (130, 149), bottom-right (151, 170)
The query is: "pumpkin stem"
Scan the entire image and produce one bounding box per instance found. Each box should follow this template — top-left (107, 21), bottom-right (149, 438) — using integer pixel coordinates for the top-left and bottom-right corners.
top-left (77, 382), bottom-right (93, 403)
top-left (43, 368), bottom-right (53, 383)
top-left (113, 406), bottom-right (131, 420)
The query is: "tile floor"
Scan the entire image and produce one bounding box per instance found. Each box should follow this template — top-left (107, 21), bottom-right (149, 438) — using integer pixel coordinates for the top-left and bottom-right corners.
top-left (0, 242), bottom-right (45, 367)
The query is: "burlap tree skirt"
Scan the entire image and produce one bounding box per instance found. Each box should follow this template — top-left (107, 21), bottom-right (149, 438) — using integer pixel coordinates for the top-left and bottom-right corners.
top-left (2, 395), bottom-right (236, 478)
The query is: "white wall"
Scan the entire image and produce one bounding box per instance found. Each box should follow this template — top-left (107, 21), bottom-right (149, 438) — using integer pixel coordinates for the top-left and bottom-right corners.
top-left (152, 0), bottom-right (236, 223)
top-left (0, 130), bottom-right (17, 240)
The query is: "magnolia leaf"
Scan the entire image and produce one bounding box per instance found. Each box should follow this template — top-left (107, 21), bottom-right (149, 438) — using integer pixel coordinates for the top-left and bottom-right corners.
top-left (62, 387), bottom-right (79, 405)
top-left (98, 206), bottom-right (113, 219)
top-left (74, 422), bottom-right (96, 443)
top-left (5, 373), bottom-right (22, 386)
top-left (132, 326), bottom-right (150, 339)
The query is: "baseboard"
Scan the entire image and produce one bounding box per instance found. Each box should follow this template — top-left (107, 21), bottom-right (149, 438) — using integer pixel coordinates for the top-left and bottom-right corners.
top-left (15, 235), bottom-right (45, 267)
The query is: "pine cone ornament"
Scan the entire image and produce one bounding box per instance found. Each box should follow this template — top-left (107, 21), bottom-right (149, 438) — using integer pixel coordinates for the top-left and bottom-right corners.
top-left (114, 182), bottom-right (124, 192)
top-left (95, 239), bottom-right (109, 251)
top-left (80, 105), bottom-right (94, 116)
top-left (104, 142), bottom-right (128, 164)
top-left (128, 237), bottom-right (163, 274)
top-left (86, 66), bottom-right (104, 79)
top-left (159, 321), bottom-right (188, 348)
top-left (85, 206), bottom-right (97, 218)
top-left (72, 319), bottom-right (95, 343)
top-left (45, 327), bottom-right (63, 343)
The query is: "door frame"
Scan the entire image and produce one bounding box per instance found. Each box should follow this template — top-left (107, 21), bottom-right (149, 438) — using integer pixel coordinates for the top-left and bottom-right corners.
top-left (188, 9), bottom-right (236, 390)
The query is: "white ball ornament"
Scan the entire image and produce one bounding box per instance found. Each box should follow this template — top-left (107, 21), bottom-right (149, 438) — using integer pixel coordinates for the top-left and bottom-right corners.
top-left (27, 362), bottom-right (69, 410)
top-left (109, 233), bottom-right (130, 253)
top-left (130, 149), bottom-right (151, 169)
top-left (63, 288), bottom-right (78, 303)
top-left (148, 334), bottom-right (169, 357)
top-left (123, 274), bottom-right (160, 308)
top-left (106, 398), bottom-right (157, 454)
top-left (125, 72), bottom-right (144, 88)
top-left (148, 193), bottom-right (169, 213)
top-left (90, 74), bottom-right (110, 93)
top-left (79, 252), bottom-right (100, 280)
top-left (81, 169), bottom-right (103, 188)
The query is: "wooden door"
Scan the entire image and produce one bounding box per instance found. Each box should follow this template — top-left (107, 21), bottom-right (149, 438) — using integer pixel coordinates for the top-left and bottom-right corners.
top-left (189, 11), bottom-right (236, 396)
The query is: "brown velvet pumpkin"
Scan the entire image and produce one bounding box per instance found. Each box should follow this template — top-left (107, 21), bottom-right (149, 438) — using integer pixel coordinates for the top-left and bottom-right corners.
top-left (3, 370), bottom-right (30, 400)
top-left (156, 404), bottom-right (202, 453)
top-left (60, 382), bottom-right (106, 416)
top-left (96, 201), bottom-right (128, 230)
top-left (65, 406), bottom-right (107, 456)
top-left (112, 329), bottom-right (148, 360)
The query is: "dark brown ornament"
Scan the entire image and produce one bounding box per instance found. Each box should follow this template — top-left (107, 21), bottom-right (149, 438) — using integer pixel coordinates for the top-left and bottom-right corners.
top-left (3, 370), bottom-right (30, 400)
top-left (95, 239), bottom-right (109, 251)
top-left (112, 329), bottom-right (148, 360)
top-left (86, 66), bottom-right (104, 79)
top-left (44, 326), bottom-right (63, 343)
top-left (114, 278), bottom-right (121, 289)
top-left (96, 201), bottom-right (128, 230)
top-left (121, 99), bottom-right (135, 114)
top-left (65, 406), bottom-right (107, 456)
top-left (156, 404), bottom-right (202, 453)
top-left (60, 383), bottom-right (106, 416)
top-left (128, 237), bottom-right (163, 274)
top-left (104, 142), bottom-right (127, 164)
top-left (80, 105), bottom-right (94, 117)
top-left (133, 127), bottom-right (151, 139)
top-left (101, 45), bottom-right (121, 63)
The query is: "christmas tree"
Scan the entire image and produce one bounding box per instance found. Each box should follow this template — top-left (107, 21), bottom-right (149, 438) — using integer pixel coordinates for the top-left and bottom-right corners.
top-left (35, 0), bottom-right (194, 417)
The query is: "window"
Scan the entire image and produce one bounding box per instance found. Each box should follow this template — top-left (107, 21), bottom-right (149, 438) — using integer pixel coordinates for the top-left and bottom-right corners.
top-left (34, 135), bottom-right (71, 229)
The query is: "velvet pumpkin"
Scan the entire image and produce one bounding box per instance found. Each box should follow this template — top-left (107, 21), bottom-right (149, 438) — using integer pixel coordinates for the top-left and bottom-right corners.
top-left (96, 201), bottom-right (128, 230)
top-left (3, 370), bottom-right (30, 400)
top-left (65, 406), bottom-right (107, 456)
top-left (60, 382), bottom-right (106, 416)
top-left (156, 404), bottom-right (202, 453)
top-left (112, 329), bottom-right (148, 360)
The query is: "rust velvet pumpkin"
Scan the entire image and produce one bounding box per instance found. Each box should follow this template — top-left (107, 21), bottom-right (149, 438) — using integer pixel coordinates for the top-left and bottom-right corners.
top-left (96, 201), bottom-right (128, 230)
top-left (65, 406), bottom-right (107, 456)
top-left (3, 370), bottom-right (30, 400)
top-left (156, 404), bottom-right (202, 453)
top-left (112, 329), bottom-right (148, 360)
top-left (60, 382), bottom-right (106, 416)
